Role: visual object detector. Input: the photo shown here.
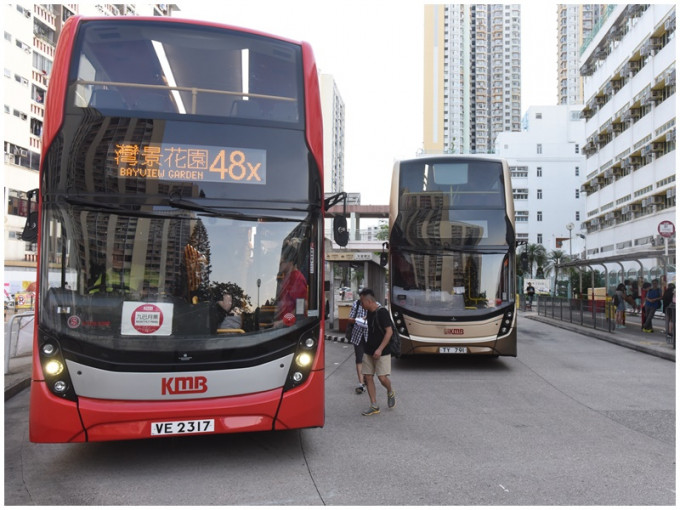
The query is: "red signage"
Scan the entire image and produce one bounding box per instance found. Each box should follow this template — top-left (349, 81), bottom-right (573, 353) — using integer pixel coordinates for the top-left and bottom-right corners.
top-left (658, 220), bottom-right (675, 238)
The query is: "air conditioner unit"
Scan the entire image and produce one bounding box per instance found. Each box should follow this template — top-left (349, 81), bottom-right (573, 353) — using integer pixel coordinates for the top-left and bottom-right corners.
top-left (652, 195), bottom-right (664, 205)
top-left (641, 145), bottom-right (652, 156)
top-left (24, 10), bottom-right (31, 18)
top-left (652, 141), bottom-right (665, 152)
top-left (667, 188), bottom-right (676, 199)
top-left (612, 123), bottom-right (624, 133)
top-left (622, 205), bottom-right (632, 215)
top-left (651, 89), bottom-right (664, 101)
top-left (629, 203), bottom-right (641, 212)
top-left (19, 149), bottom-right (27, 157)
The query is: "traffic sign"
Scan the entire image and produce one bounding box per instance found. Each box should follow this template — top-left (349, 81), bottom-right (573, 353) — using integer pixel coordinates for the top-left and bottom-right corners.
top-left (658, 220), bottom-right (675, 238)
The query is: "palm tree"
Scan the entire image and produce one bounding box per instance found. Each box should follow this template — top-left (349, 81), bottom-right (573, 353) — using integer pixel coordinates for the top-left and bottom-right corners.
top-left (545, 250), bottom-right (571, 295)
top-left (518, 243), bottom-right (547, 278)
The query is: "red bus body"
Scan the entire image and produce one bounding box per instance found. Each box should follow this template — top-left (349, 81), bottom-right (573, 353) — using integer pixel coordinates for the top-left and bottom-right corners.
top-left (30, 16), bottom-right (326, 442)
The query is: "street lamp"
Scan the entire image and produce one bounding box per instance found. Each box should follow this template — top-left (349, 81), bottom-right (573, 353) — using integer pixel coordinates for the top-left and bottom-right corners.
top-left (576, 233), bottom-right (586, 259)
top-left (566, 223), bottom-right (574, 258)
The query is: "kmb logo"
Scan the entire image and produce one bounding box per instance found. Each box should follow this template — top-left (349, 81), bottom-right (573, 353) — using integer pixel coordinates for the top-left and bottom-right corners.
top-left (161, 376), bottom-right (208, 395)
top-left (444, 328), bottom-right (465, 335)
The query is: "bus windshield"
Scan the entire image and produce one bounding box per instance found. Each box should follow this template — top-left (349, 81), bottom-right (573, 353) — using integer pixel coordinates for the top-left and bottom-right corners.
top-left (391, 249), bottom-right (512, 317)
top-left (72, 20), bottom-right (302, 123)
top-left (42, 202), bottom-right (318, 349)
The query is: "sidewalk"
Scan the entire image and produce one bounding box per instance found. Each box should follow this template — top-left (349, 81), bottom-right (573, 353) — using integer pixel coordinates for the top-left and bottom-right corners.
top-left (522, 309), bottom-right (675, 362)
top-left (5, 310), bottom-right (674, 400)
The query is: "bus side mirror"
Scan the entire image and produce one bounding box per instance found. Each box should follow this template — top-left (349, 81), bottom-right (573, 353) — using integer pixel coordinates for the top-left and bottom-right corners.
top-left (20, 189), bottom-right (39, 243)
top-left (380, 242), bottom-right (389, 267)
top-left (333, 216), bottom-right (349, 247)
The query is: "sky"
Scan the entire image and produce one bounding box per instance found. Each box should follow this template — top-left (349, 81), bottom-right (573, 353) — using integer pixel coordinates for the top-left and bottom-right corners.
top-left (178, 1), bottom-right (558, 206)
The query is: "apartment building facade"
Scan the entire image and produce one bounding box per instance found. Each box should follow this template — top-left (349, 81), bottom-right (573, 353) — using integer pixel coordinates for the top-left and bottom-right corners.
top-left (424, 4), bottom-right (521, 155)
top-left (557, 4), bottom-right (610, 105)
top-left (3, 4), bottom-right (178, 292)
top-left (319, 73), bottom-right (345, 194)
top-left (496, 105), bottom-right (586, 256)
top-left (579, 4), bottom-right (675, 258)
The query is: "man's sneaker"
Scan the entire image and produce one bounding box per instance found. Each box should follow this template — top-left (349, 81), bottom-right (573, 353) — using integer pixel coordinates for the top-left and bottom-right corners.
top-left (361, 405), bottom-right (380, 416)
top-left (355, 384), bottom-right (366, 394)
top-left (387, 391), bottom-right (396, 408)
top-left (643, 328), bottom-right (654, 333)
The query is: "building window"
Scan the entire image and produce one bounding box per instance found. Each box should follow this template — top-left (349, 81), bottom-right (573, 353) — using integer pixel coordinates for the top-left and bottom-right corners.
top-left (513, 188), bottom-right (529, 200)
top-left (537, 211), bottom-right (543, 221)
top-left (575, 189), bottom-right (580, 199)
top-left (537, 143), bottom-right (542, 154)
top-left (574, 144), bottom-right (580, 154)
top-left (575, 166), bottom-right (579, 176)
top-left (537, 189), bottom-right (543, 199)
top-left (575, 212), bottom-right (580, 221)
top-left (537, 166), bottom-right (542, 177)
top-left (536, 112), bottom-right (542, 119)
top-left (537, 233), bottom-right (543, 244)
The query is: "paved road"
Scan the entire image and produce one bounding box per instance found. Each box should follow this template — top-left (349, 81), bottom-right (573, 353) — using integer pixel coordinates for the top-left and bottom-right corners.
top-left (5, 320), bottom-right (675, 505)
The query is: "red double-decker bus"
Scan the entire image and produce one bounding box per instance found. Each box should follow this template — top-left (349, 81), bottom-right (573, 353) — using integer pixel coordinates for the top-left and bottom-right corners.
top-left (28, 15), bottom-right (338, 442)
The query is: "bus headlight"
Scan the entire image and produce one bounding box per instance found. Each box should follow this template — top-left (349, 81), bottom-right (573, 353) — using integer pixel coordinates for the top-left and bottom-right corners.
top-left (53, 380), bottom-right (68, 393)
top-left (284, 327), bottom-right (321, 392)
top-left (296, 352), bottom-right (313, 368)
top-left (42, 343), bottom-right (57, 356)
top-left (497, 308), bottom-right (514, 338)
top-left (38, 336), bottom-right (77, 401)
top-left (44, 360), bottom-right (64, 376)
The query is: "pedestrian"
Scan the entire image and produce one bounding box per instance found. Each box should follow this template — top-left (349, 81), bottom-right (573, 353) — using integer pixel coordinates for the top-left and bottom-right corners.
top-left (642, 279), bottom-right (662, 332)
top-left (526, 283), bottom-right (535, 310)
top-left (662, 283), bottom-right (675, 342)
top-left (631, 280), bottom-right (640, 313)
top-left (358, 288), bottom-right (395, 416)
top-left (347, 298), bottom-right (368, 394)
top-left (614, 283), bottom-right (626, 328)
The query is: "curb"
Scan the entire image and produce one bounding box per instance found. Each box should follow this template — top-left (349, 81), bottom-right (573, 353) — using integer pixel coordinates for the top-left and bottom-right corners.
top-left (4, 377), bottom-right (30, 401)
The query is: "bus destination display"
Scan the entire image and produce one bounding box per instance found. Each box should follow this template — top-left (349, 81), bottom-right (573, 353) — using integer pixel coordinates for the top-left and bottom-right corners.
top-left (114, 143), bottom-right (267, 185)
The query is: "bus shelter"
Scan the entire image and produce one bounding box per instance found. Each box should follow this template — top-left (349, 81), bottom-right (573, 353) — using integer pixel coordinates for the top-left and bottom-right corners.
top-left (556, 249), bottom-right (676, 298)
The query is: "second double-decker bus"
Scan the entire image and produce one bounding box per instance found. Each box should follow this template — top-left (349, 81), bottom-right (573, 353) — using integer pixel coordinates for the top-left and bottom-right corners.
top-left (28, 16), bottom-right (337, 442)
top-left (386, 155), bottom-right (517, 357)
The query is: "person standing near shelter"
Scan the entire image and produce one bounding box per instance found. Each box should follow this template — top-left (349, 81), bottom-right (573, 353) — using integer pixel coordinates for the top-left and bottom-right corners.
top-left (525, 283), bottom-right (536, 310)
top-left (358, 288), bottom-right (396, 416)
top-left (642, 279), bottom-right (662, 332)
top-left (662, 283), bottom-right (675, 342)
top-left (614, 283), bottom-right (626, 329)
top-left (347, 298), bottom-right (368, 394)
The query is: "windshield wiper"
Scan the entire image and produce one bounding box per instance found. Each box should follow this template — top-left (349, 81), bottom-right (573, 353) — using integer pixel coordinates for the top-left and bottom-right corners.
top-left (167, 196), bottom-right (310, 221)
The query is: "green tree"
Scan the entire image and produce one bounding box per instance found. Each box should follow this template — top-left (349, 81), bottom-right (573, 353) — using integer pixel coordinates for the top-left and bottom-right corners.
top-left (518, 243), bottom-right (547, 278)
top-left (545, 249), bottom-right (570, 279)
top-left (376, 220), bottom-right (389, 241)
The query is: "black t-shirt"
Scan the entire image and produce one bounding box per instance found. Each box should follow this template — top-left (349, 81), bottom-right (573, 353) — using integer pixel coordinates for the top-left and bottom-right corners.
top-left (365, 306), bottom-right (392, 356)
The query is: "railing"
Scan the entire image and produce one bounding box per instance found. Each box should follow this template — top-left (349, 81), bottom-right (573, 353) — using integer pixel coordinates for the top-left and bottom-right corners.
top-left (536, 296), bottom-right (616, 332)
top-left (5, 312), bottom-right (35, 374)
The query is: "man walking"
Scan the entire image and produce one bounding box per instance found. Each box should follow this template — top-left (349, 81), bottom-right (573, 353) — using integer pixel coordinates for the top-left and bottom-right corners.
top-left (642, 279), bottom-right (662, 332)
top-left (358, 288), bottom-right (396, 416)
